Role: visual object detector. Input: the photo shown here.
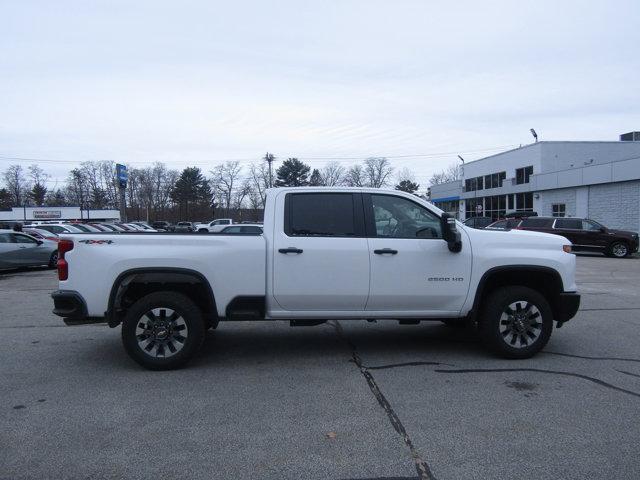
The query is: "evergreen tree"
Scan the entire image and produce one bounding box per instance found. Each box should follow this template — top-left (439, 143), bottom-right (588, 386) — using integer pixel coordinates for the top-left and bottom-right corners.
top-left (0, 188), bottom-right (12, 210)
top-left (275, 158), bottom-right (310, 187)
top-left (308, 169), bottom-right (323, 186)
top-left (170, 167), bottom-right (212, 217)
top-left (395, 179), bottom-right (420, 194)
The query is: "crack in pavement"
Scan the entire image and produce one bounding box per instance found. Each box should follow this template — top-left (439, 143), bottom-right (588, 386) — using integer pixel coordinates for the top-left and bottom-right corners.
top-left (332, 321), bottom-right (436, 480)
top-left (616, 369), bottom-right (640, 379)
top-left (543, 351), bottom-right (640, 363)
top-left (362, 361), bottom-right (453, 371)
top-left (433, 368), bottom-right (640, 399)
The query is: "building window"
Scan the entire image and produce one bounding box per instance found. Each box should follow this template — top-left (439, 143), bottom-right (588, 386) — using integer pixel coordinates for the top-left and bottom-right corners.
top-left (516, 192), bottom-right (533, 212)
top-left (508, 194), bottom-right (514, 210)
top-left (552, 203), bottom-right (566, 217)
top-left (516, 166), bottom-right (534, 185)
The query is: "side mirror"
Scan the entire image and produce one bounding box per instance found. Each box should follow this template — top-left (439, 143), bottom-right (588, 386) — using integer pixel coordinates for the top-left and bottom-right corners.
top-left (440, 213), bottom-right (462, 253)
top-left (36, 240), bottom-right (43, 245)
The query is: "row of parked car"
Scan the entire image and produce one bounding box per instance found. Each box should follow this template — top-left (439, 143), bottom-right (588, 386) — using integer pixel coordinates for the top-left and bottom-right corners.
top-left (0, 219), bottom-right (265, 271)
top-left (463, 213), bottom-right (639, 258)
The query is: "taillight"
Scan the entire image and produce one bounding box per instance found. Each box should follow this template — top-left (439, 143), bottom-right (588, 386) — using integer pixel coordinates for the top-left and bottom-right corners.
top-left (58, 239), bottom-right (74, 280)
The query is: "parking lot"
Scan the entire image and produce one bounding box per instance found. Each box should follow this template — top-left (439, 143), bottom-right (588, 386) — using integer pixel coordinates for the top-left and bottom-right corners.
top-left (1, 255), bottom-right (639, 480)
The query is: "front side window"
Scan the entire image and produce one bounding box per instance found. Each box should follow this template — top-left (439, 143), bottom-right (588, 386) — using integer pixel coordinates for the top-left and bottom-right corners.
top-left (0, 233), bottom-right (11, 243)
top-left (223, 226), bottom-right (243, 233)
top-left (371, 194), bottom-right (442, 239)
top-left (582, 220), bottom-right (602, 231)
top-left (287, 193), bottom-right (357, 237)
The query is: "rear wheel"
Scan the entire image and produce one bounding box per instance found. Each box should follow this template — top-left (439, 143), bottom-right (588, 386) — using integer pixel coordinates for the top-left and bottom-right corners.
top-left (48, 251), bottom-right (58, 269)
top-left (607, 241), bottom-right (629, 258)
top-left (478, 286), bottom-right (553, 359)
top-left (121, 291), bottom-right (206, 370)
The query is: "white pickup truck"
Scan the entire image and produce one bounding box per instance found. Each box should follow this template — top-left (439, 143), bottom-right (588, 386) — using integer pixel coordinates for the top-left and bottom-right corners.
top-left (194, 218), bottom-right (234, 233)
top-left (52, 187), bottom-right (580, 370)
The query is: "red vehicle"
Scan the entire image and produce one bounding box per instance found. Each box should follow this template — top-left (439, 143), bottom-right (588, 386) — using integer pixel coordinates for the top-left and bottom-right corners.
top-left (23, 227), bottom-right (60, 243)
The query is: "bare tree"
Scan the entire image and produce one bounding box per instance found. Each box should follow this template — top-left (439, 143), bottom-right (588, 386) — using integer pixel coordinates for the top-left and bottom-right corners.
top-left (428, 163), bottom-right (461, 186)
top-left (3, 164), bottom-right (28, 206)
top-left (28, 164), bottom-right (49, 206)
top-left (211, 161), bottom-right (242, 214)
top-left (363, 157), bottom-right (394, 188)
top-left (344, 164), bottom-right (364, 187)
top-left (248, 162), bottom-right (270, 207)
top-left (320, 161), bottom-right (345, 186)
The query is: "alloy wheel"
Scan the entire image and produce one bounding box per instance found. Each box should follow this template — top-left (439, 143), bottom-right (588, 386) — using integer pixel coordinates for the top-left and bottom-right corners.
top-left (498, 301), bottom-right (542, 349)
top-left (135, 308), bottom-right (189, 358)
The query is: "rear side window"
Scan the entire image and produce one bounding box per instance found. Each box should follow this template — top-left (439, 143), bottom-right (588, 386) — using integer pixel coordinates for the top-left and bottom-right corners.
top-left (554, 219), bottom-right (582, 229)
top-left (521, 218), bottom-right (554, 228)
top-left (286, 193), bottom-right (359, 237)
top-left (223, 226), bottom-right (243, 233)
top-left (0, 233), bottom-right (11, 243)
top-left (241, 226), bottom-right (262, 233)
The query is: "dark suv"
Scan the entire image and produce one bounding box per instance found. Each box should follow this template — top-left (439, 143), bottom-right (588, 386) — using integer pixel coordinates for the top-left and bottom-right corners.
top-left (517, 217), bottom-right (639, 258)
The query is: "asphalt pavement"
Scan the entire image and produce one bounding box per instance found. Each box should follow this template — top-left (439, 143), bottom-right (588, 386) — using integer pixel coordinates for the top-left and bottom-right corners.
top-left (1, 255), bottom-right (639, 479)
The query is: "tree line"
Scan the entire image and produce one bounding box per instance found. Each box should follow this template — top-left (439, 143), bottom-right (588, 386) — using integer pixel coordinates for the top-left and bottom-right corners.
top-left (1, 154), bottom-right (426, 222)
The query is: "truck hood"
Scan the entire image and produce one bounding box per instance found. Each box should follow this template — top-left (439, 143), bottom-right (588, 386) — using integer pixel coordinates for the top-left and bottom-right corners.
top-left (467, 226), bottom-right (569, 246)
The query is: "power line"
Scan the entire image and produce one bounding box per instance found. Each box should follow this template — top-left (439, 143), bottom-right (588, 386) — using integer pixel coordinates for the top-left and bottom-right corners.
top-left (0, 143), bottom-right (521, 167)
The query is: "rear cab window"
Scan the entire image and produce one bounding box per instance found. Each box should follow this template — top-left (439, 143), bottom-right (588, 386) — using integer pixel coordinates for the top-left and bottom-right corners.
top-left (285, 193), bottom-right (363, 237)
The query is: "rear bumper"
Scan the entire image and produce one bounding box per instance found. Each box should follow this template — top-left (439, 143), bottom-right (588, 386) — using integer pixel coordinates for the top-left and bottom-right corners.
top-left (52, 290), bottom-right (104, 325)
top-left (555, 292), bottom-right (580, 326)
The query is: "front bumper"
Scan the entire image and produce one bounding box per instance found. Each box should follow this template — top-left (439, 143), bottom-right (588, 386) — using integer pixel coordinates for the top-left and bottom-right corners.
top-left (555, 292), bottom-right (581, 327)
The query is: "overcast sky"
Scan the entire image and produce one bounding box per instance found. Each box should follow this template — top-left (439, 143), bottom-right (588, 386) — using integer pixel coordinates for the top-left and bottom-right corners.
top-left (1, 0), bottom-right (639, 187)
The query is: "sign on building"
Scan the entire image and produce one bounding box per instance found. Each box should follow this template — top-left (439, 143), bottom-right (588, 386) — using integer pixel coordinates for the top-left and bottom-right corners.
top-left (33, 210), bottom-right (62, 219)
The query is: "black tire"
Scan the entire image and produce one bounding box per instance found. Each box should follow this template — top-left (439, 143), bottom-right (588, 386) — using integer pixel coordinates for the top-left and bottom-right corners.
top-left (48, 251), bottom-right (58, 269)
top-left (606, 241), bottom-right (629, 258)
top-left (478, 286), bottom-right (553, 359)
top-left (121, 291), bottom-right (206, 370)
top-left (198, 228), bottom-right (207, 233)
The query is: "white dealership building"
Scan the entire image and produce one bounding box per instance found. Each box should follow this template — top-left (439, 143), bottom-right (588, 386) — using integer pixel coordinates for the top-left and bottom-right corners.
top-left (429, 132), bottom-right (640, 232)
top-left (0, 206), bottom-right (120, 223)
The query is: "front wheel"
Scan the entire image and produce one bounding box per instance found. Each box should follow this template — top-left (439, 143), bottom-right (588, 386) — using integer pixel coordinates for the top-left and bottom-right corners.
top-left (121, 291), bottom-right (206, 370)
top-left (607, 241), bottom-right (629, 258)
top-left (478, 286), bottom-right (553, 359)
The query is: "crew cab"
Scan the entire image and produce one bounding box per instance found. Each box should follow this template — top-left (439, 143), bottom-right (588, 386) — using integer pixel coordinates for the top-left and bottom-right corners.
top-left (52, 187), bottom-right (580, 370)
top-left (194, 218), bottom-right (234, 233)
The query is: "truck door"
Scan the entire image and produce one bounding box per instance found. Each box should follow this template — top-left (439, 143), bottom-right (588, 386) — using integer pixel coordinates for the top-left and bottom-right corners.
top-left (272, 192), bottom-right (370, 311)
top-left (364, 193), bottom-right (472, 315)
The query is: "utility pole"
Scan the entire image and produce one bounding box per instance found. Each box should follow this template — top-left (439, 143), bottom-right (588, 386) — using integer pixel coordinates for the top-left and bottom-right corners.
top-left (264, 152), bottom-right (275, 188)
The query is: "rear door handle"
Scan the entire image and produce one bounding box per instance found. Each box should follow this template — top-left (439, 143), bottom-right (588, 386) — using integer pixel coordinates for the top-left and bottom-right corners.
top-left (278, 247), bottom-right (303, 254)
top-left (374, 248), bottom-right (398, 255)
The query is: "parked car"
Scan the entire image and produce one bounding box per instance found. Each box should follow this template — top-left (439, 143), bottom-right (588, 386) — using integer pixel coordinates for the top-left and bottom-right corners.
top-left (194, 218), bottom-right (234, 233)
top-left (151, 221), bottom-right (174, 232)
top-left (174, 222), bottom-right (196, 233)
top-left (88, 223), bottom-right (112, 232)
top-left (220, 224), bottom-right (263, 234)
top-left (486, 218), bottom-right (523, 231)
top-left (0, 230), bottom-right (58, 270)
top-left (30, 223), bottom-right (85, 235)
top-left (52, 187), bottom-right (579, 370)
top-left (98, 223), bottom-right (124, 232)
top-left (463, 216), bottom-right (494, 229)
top-left (23, 228), bottom-right (60, 243)
top-left (130, 222), bottom-right (158, 232)
top-left (517, 216), bottom-right (639, 258)
top-left (66, 223), bottom-right (102, 233)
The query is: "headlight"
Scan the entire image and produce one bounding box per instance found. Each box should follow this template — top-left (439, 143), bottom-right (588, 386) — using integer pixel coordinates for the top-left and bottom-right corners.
top-left (563, 245), bottom-right (572, 253)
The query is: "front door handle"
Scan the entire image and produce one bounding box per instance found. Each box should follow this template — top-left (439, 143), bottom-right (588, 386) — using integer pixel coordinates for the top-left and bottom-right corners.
top-left (374, 248), bottom-right (398, 255)
top-left (279, 247), bottom-right (303, 254)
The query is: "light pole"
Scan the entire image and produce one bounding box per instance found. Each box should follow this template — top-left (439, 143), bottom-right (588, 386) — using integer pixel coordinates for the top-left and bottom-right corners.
top-left (530, 128), bottom-right (538, 142)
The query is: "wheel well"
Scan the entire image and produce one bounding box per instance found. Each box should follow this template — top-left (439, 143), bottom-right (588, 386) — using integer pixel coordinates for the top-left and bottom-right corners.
top-left (473, 267), bottom-right (565, 320)
top-left (107, 269), bottom-right (217, 327)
